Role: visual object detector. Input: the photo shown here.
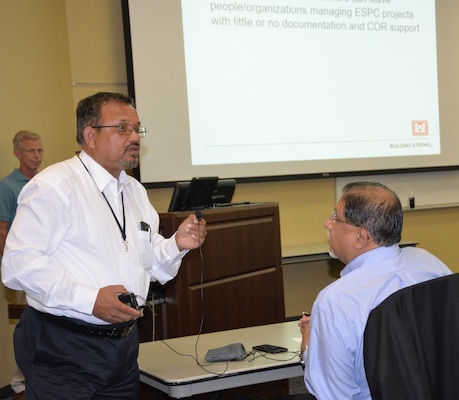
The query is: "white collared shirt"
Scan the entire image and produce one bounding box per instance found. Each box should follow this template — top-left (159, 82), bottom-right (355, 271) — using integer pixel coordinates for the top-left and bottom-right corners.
top-left (2, 151), bottom-right (187, 324)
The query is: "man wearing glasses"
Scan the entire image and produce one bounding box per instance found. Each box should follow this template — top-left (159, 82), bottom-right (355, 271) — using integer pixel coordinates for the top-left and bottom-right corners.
top-left (298, 181), bottom-right (451, 400)
top-left (2, 92), bottom-right (207, 399)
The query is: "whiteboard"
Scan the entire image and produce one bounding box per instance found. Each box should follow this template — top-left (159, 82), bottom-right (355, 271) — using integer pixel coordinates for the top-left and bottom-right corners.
top-left (335, 171), bottom-right (459, 209)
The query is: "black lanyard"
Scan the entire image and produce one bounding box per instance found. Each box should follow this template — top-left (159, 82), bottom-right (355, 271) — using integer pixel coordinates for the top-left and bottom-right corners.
top-left (78, 154), bottom-right (128, 251)
top-left (101, 191), bottom-right (127, 247)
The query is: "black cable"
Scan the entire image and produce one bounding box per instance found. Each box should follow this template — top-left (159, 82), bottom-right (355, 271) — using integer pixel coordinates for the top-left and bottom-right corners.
top-left (158, 216), bottom-right (232, 376)
top-left (157, 218), bottom-right (297, 375)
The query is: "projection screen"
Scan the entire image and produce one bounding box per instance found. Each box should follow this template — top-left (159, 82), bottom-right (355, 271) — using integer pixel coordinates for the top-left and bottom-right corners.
top-left (122, 0), bottom-right (459, 186)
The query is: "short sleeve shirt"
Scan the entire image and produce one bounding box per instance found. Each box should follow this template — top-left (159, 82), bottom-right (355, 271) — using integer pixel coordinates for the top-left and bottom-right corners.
top-left (0, 169), bottom-right (28, 228)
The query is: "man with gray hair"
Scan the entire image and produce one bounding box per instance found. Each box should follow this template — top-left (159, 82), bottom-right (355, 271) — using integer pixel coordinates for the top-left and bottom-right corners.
top-left (0, 130), bottom-right (44, 254)
top-left (298, 182), bottom-right (452, 400)
top-left (0, 130), bottom-right (44, 399)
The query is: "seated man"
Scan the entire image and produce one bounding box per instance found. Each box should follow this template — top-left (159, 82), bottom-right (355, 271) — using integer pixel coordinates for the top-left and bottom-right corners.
top-left (298, 181), bottom-right (451, 400)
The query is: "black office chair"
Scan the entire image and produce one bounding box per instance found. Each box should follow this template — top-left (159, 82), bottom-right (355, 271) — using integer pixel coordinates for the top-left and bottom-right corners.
top-left (363, 273), bottom-right (459, 400)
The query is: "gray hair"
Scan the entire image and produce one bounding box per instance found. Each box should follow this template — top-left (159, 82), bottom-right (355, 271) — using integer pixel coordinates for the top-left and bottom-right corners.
top-left (341, 181), bottom-right (403, 246)
top-left (13, 130), bottom-right (41, 151)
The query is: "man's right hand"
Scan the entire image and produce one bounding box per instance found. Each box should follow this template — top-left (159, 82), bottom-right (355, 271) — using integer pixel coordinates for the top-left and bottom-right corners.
top-left (92, 285), bottom-right (142, 324)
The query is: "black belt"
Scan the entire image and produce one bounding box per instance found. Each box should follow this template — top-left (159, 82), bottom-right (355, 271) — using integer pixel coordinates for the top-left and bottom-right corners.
top-left (37, 309), bottom-right (137, 339)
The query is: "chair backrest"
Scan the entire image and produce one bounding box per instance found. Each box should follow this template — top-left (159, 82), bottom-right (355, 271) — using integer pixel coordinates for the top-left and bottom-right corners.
top-left (363, 273), bottom-right (459, 400)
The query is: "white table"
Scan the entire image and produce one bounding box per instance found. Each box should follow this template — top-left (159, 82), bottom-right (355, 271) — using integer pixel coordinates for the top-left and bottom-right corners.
top-left (138, 321), bottom-right (304, 398)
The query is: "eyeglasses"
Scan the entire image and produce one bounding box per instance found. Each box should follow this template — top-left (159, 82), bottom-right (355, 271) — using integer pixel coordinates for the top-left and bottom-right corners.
top-left (329, 210), bottom-right (360, 227)
top-left (92, 123), bottom-right (147, 138)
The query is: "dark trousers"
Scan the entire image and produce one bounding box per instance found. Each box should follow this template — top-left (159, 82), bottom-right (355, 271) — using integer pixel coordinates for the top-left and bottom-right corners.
top-left (14, 307), bottom-right (139, 400)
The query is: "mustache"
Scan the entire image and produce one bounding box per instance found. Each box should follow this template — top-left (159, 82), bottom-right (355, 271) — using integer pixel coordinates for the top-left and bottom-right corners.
top-left (126, 143), bottom-right (140, 151)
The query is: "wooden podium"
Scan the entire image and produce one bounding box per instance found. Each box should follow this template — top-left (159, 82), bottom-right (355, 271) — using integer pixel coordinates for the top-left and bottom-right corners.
top-left (138, 202), bottom-right (285, 342)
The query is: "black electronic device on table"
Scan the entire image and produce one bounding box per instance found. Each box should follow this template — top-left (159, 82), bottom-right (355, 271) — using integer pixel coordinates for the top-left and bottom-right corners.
top-left (252, 344), bottom-right (288, 354)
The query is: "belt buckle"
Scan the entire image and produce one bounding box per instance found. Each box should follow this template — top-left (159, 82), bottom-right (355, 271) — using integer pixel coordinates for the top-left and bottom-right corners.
top-left (120, 323), bottom-right (135, 338)
top-left (108, 322), bottom-right (135, 338)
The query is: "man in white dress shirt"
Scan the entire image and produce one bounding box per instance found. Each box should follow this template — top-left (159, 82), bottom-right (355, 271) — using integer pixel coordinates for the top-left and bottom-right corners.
top-left (2, 92), bottom-right (207, 400)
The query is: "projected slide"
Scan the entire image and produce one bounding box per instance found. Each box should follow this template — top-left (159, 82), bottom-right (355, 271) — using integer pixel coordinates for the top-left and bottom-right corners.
top-left (181, 0), bottom-right (440, 166)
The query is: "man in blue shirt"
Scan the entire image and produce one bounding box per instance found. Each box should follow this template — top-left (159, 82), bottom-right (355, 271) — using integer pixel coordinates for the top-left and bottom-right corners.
top-left (0, 130), bottom-right (44, 400)
top-left (0, 130), bottom-right (44, 254)
top-left (299, 181), bottom-right (451, 400)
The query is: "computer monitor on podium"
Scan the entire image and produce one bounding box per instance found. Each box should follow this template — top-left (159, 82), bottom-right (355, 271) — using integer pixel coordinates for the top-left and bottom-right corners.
top-left (168, 178), bottom-right (236, 212)
top-left (211, 179), bottom-right (237, 205)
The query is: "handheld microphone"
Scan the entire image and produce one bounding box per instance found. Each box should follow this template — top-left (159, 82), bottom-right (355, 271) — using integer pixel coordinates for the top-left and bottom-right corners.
top-left (195, 210), bottom-right (203, 221)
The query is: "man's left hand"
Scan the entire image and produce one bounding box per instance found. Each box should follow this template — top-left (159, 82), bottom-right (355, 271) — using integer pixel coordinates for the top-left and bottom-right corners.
top-left (175, 213), bottom-right (207, 250)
